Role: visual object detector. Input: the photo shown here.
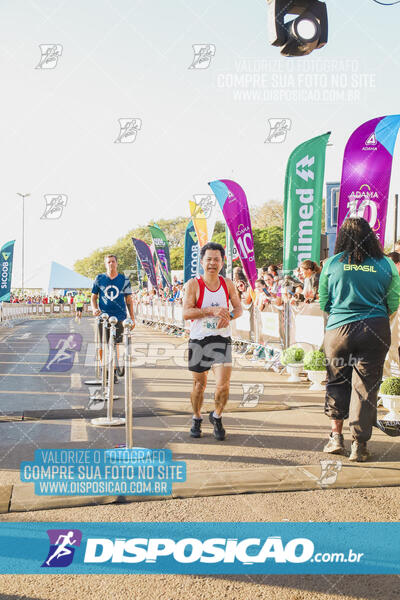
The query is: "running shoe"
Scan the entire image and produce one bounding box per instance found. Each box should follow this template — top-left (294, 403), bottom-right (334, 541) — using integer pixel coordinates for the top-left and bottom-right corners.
top-left (323, 433), bottom-right (346, 455)
top-left (349, 441), bottom-right (370, 462)
top-left (190, 418), bottom-right (202, 438)
top-left (209, 411), bottom-right (226, 441)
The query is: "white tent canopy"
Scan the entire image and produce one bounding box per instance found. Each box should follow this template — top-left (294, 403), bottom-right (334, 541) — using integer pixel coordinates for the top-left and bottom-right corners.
top-left (48, 261), bottom-right (93, 291)
top-left (21, 261), bottom-right (93, 293)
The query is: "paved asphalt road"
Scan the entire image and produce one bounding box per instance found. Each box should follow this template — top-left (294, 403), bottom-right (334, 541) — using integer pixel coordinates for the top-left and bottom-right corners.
top-left (1, 316), bottom-right (400, 599)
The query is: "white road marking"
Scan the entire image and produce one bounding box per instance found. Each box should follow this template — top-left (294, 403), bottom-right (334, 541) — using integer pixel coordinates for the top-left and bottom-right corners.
top-left (71, 373), bottom-right (82, 389)
top-left (70, 419), bottom-right (88, 442)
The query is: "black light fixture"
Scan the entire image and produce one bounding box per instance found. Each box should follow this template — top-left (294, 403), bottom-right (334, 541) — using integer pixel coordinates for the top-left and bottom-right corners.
top-left (267, 0), bottom-right (328, 57)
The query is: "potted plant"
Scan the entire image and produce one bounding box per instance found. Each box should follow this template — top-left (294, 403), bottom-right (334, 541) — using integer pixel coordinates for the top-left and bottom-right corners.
top-left (304, 349), bottom-right (327, 391)
top-left (281, 346), bottom-right (305, 382)
top-left (379, 377), bottom-right (400, 421)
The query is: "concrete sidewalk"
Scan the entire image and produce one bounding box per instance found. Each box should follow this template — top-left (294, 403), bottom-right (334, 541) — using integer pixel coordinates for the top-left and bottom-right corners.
top-left (1, 400), bottom-right (399, 513)
top-left (0, 320), bottom-right (399, 513)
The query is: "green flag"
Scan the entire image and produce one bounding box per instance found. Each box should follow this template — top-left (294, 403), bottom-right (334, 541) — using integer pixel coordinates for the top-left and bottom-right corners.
top-left (0, 240), bottom-right (15, 302)
top-left (283, 132), bottom-right (330, 274)
top-left (148, 224), bottom-right (172, 287)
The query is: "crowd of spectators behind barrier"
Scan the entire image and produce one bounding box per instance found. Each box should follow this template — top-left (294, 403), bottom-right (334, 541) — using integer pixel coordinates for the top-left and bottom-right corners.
top-left (133, 249), bottom-right (400, 312)
top-left (8, 291), bottom-right (91, 305)
top-left (7, 248), bottom-right (400, 312)
top-left (133, 262), bottom-right (323, 311)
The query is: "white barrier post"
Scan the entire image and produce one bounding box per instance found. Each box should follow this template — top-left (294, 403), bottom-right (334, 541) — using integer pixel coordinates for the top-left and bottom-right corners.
top-left (84, 315), bottom-right (103, 386)
top-left (91, 316), bottom-right (125, 427)
top-left (123, 318), bottom-right (134, 448)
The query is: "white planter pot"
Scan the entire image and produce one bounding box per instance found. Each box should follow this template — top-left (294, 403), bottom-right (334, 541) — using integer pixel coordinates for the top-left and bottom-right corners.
top-left (306, 370), bottom-right (326, 391)
top-left (286, 363), bottom-right (303, 383)
top-left (380, 394), bottom-right (400, 421)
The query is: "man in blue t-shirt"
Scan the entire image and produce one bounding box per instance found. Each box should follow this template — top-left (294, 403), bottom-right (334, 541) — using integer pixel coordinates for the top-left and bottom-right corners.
top-left (91, 254), bottom-right (135, 382)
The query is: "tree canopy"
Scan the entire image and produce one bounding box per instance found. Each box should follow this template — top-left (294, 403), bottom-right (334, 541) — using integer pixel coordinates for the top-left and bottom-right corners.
top-left (74, 216), bottom-right (284, 281)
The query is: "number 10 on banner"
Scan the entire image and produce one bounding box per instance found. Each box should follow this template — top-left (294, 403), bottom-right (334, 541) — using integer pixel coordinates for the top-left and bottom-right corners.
top-left (236, 233), bottom-right (254, 262)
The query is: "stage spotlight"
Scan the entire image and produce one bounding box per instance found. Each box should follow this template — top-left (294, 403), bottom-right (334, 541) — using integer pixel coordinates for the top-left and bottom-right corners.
top-left (267, 0), bottom-right (328, 57)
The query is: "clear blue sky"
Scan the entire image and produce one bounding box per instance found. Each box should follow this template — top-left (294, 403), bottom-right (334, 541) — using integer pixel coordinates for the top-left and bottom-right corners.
top-left (1, 0), bottom-right (400, 286)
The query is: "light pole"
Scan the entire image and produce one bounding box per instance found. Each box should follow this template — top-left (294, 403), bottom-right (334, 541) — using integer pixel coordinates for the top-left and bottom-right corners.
top-left (17, 193), bottom-right (30, 296)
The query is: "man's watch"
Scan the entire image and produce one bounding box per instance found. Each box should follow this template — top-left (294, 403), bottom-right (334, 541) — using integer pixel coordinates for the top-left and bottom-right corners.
top-left (229, 311), bottom-right (235, 320)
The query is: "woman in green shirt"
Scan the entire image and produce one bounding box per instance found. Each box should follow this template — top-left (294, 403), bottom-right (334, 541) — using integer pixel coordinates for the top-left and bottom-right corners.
top-left (319, 217), bottom-right (400, 462)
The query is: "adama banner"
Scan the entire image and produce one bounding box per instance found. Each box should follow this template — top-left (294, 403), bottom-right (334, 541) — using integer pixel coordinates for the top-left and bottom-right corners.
top-left (208, 179), bottom-right (257, 289)
top-left (0, 240), bottom-right (15, 302)
top-left (283, 132), bottom-right (330, 274)
top-left (131, 238), bottom-right (158, 289)
top-left (183, 220), bottom-right (199, 284)
top-left (337, 115), bottom-right (400, 243)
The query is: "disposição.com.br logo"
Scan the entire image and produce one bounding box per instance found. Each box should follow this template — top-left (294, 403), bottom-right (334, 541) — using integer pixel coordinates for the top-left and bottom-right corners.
top-left (41, 529), bottom-right (82, 568)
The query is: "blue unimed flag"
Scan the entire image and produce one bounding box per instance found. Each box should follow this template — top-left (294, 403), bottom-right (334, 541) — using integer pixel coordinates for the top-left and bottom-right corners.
top-left (0, 240), bottom-right (15, 302)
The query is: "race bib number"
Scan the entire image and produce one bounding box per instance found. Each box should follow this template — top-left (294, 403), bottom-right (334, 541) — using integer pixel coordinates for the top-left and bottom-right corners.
top-left (203, 317), bottom-right (219, 331)
top-left (202, 317), bottom-right (229, 335)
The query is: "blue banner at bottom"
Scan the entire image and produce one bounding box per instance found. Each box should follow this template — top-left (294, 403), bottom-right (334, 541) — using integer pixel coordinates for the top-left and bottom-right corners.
top-left (0, 522), bottom-right (398, 574)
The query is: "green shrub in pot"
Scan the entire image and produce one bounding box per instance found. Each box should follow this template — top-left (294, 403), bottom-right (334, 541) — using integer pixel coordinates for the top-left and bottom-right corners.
top-left (281, 346), bottom-right (305, 366)
top-left (380, 377), bottom-right (400, 397)
top-left (303, 350), bottom-right (326, 371)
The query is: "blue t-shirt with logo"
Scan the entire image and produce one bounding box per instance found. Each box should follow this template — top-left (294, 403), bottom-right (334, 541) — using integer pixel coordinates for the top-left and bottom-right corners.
top-left (92, 273), bottom-right (132, 321)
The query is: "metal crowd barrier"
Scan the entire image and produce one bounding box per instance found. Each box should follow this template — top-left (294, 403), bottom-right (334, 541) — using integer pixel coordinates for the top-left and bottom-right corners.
top-left (134, 298), bottom-right (286, 368)
top-left (137, 299), bottom-right (187, 336)
top-left (0, 302), bottom-right (92, 322)
top-left (134, 298), bottom-right (326, 349)
top-left (287, 302), bottom-right (327, 350)
top-left (133, 297), bottom-right (400, 374)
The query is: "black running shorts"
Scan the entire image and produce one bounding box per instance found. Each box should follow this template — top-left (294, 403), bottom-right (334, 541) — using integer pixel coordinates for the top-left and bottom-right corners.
top-left (188, 335), bottom-right (232, 373)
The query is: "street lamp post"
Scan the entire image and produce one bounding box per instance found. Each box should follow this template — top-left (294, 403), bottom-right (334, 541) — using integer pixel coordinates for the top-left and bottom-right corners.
top-left (17, 193), bottom-right (30, 296)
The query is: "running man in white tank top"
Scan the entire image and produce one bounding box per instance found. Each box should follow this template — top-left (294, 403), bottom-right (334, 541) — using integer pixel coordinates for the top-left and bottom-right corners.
top-left (183, 242), bottom-right (243, 440)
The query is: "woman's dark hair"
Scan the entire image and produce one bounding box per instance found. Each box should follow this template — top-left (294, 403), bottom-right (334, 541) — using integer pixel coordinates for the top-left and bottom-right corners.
top-left (387, 251), bottom-right (400, 264)
top-left (255, 278), bottom-right (265, 286)
top-left (334, 217), bottom-right (384, 264)
top-left (200, 242), bottom-right (225, 260)
top-left (236, 278), bottom-right (248, 298)
top-left (300, 259), bottom-right (319, 273)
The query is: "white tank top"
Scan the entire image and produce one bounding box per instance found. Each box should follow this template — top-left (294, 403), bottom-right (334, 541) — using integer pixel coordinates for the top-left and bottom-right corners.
top-left (190, 276), bottom-right (231, 340)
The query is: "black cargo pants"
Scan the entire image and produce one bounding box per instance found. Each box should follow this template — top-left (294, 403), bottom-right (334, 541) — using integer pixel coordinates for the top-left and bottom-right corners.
top-left (323, 317), bottom-right (391, 442)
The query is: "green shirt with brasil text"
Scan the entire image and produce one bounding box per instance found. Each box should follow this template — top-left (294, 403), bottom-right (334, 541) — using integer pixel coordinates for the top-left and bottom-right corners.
top-left (319, 251), bottom-right (400, 330)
